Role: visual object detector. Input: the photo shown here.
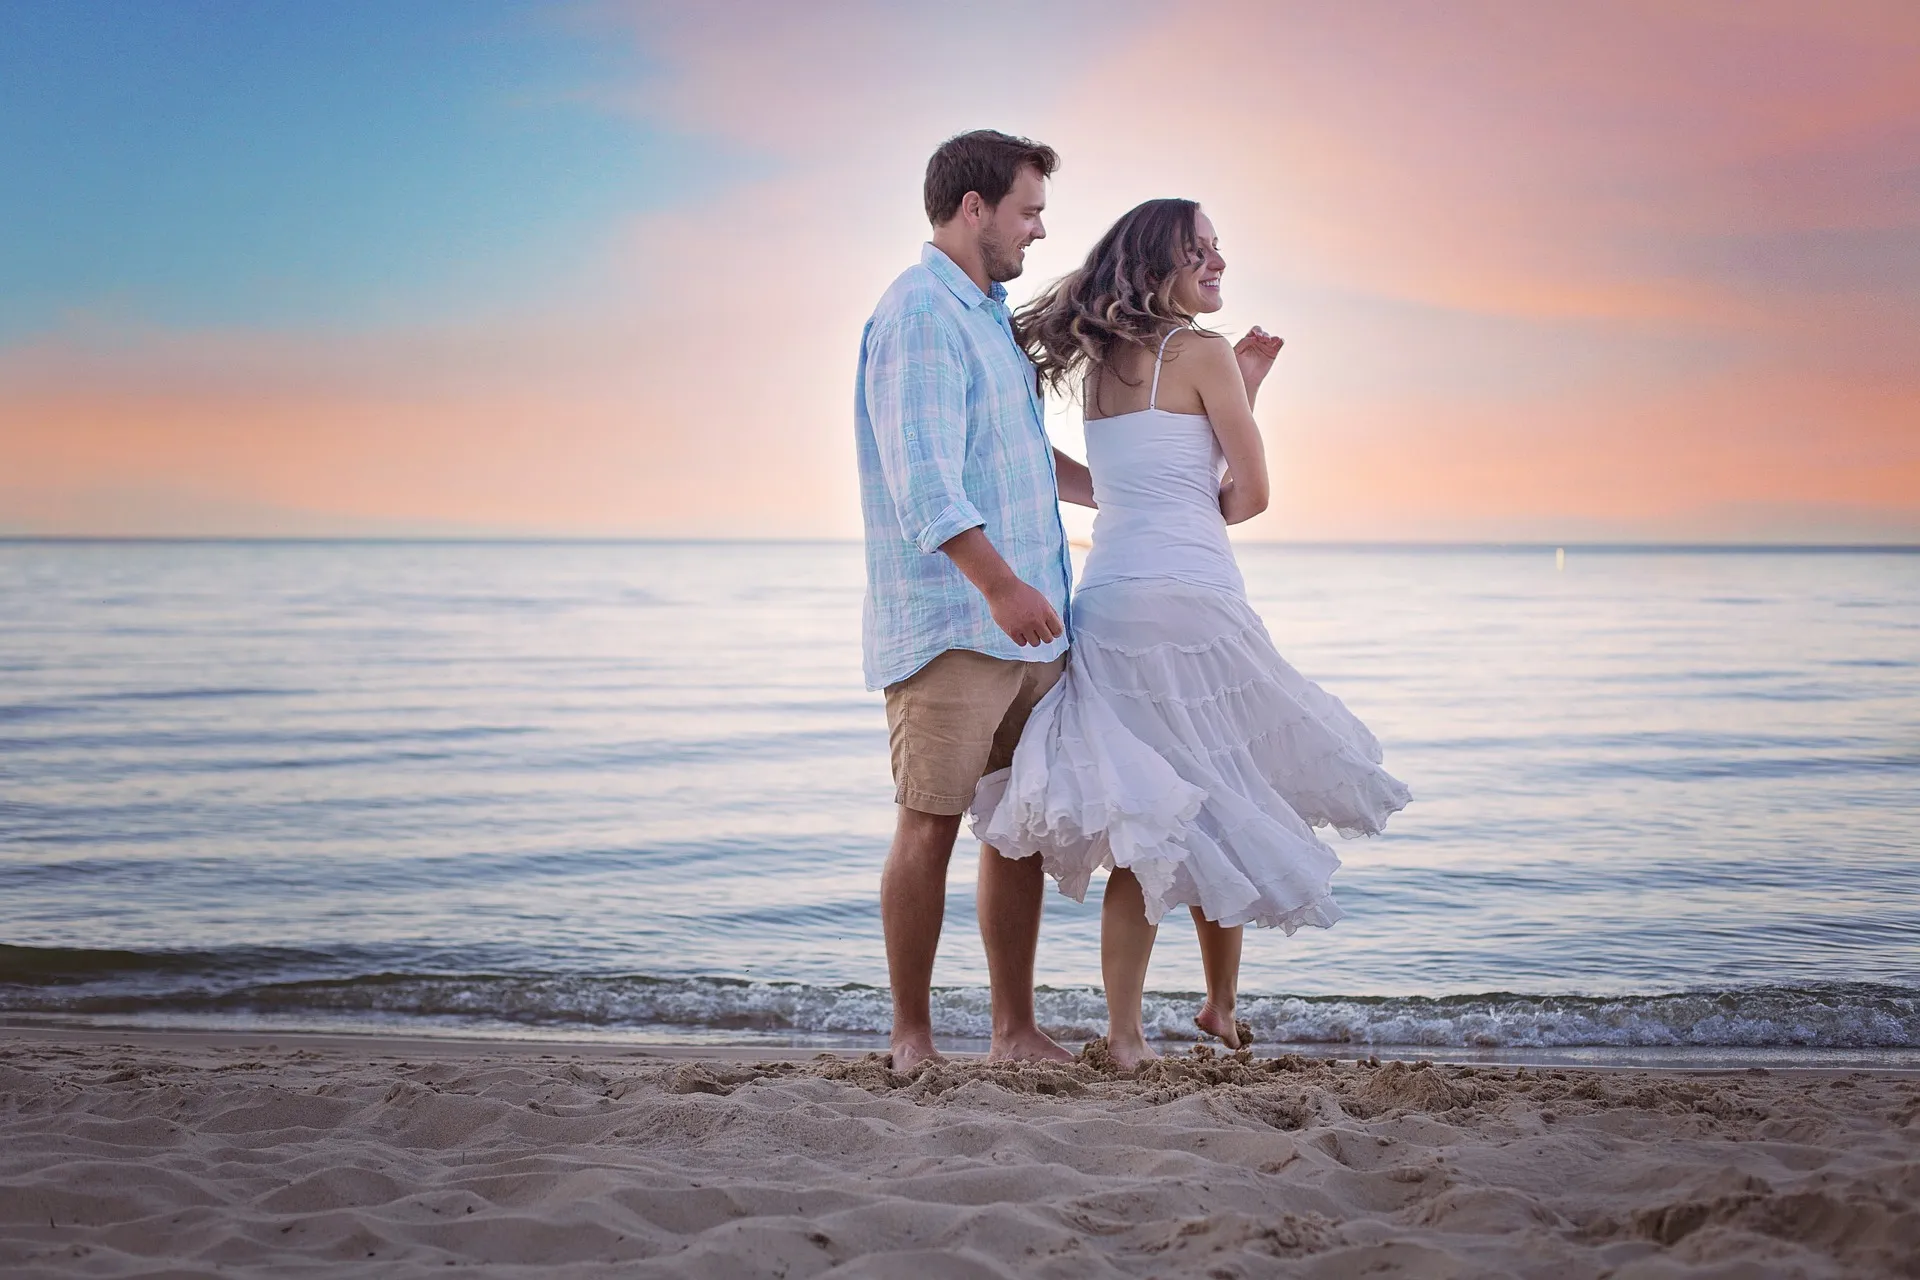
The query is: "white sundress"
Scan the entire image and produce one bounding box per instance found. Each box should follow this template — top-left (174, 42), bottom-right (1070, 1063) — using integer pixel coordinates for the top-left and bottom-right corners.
top-left (969, 332), bottom-right (1411, 930)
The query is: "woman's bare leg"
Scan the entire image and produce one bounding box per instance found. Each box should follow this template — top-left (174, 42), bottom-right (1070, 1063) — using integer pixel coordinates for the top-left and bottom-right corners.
top-left (1191, 907), bottom-right (1244, 1049)
top-left (1101, 868), bottom-right (1159, 1069)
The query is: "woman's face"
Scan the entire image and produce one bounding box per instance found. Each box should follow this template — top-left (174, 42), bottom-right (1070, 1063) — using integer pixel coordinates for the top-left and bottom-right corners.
top-left (1168, 209), bottom-right (1225, 315)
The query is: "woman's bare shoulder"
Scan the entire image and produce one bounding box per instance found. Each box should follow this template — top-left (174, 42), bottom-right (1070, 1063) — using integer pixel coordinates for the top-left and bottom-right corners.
top-left (1163, 327), bottom-right (1231, 358)
top-left (1161, 328), bottom-right (1235, 378)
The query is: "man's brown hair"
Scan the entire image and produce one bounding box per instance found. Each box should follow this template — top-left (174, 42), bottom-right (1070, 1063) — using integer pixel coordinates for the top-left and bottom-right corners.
top-left (923, 130), bottom-right (1059, 227)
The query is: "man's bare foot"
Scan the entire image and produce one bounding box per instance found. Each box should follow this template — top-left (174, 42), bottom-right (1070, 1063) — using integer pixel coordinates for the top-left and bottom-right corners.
top-left (888, 1036), bottom-right (944, 1074)
top-left (1107, 1031), bottom-right (1159, 1071)
top-left (986, 1025), bottom-right (1074, 1063)
top-left (1194, 1002), bottom-right (1242, 1050)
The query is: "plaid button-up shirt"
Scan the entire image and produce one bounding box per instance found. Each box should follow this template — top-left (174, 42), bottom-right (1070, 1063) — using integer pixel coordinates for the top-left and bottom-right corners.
top-left (855, 243), bottom-right (1073, 690)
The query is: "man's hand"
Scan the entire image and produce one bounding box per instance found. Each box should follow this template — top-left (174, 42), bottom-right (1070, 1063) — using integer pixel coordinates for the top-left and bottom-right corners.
top-left (938, 527), bottom-right (1063, 647)
top-left (985, 577), bottom-right (1064, 648)
top-left (1233, 326), bottom-right (1284, 404)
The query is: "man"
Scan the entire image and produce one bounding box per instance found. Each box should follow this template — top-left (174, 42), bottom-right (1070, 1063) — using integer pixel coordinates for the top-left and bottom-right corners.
top-left (855, 129), bottom-right (1097, 1071)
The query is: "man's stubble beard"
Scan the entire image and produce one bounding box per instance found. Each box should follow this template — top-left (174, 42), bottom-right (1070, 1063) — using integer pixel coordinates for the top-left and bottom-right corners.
top-left (979, 225), bottom-right (1026, 284)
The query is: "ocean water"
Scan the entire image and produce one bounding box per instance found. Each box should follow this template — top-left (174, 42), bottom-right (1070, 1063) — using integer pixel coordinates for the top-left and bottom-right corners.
top-left (3, 540), bottom-right (1918, 1063)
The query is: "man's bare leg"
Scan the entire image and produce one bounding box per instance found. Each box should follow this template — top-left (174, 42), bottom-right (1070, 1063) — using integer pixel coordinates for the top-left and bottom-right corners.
top-left (978, 843), bottom-right (1073, 1061)
top-left (882, 806), bottom-right (961, 1071)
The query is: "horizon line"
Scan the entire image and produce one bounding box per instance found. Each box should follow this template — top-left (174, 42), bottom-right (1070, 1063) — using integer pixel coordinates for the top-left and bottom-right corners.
top-left (4, 536), bottom-right (1918, 553)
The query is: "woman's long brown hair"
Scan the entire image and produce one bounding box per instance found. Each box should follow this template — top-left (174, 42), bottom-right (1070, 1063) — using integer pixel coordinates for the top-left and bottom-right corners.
top-left (1014, 197), bottom-right (1205, 396)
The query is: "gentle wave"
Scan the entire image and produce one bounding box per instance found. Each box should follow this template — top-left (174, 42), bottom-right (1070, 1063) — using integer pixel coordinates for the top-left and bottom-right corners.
top-left (5, 948), bottom-right (1915, 1049)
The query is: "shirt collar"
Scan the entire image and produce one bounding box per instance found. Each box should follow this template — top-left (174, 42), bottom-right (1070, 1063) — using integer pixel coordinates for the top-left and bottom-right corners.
top-left (921, 242), bottom-right (1006, 310)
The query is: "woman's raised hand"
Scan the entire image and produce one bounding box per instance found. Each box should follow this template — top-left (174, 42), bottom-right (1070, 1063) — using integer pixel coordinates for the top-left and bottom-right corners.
top-left (1233, 326), bottom-right (1284, 402)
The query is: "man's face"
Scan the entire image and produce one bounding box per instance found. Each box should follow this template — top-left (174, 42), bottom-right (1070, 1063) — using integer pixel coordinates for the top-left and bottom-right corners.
top-left (978, 166), bottom-right (1047, 284)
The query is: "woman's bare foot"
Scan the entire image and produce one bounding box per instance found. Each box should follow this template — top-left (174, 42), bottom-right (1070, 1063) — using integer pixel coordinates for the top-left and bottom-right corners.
top-left (1194, 1002), bottom-right (1242, 1050)
top-left (1107, 1031), bottom-right (1159, 1071)
top-left (888, 1036), bottom-right (945, 1073)
top-left (986, 1025), bottom-right (1075, 1063)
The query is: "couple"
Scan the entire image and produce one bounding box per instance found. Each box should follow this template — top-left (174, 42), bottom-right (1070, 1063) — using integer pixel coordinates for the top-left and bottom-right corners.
top-left (855, 129), bottom-right (1409, 1072)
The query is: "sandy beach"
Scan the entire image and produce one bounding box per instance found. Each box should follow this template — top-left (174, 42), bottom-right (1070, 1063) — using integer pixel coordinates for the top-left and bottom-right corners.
top-left (2, 1027), bottom-right (1916, 1277)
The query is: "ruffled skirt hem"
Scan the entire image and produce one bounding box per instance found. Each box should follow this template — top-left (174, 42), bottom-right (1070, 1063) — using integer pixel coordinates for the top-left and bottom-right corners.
top-left (967, 580), bottom-right (1408, 931)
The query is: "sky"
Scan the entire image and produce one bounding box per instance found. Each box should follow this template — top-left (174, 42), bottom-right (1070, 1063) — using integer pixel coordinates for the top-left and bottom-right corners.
top-left (2, 0), bottom-right (1917, 542)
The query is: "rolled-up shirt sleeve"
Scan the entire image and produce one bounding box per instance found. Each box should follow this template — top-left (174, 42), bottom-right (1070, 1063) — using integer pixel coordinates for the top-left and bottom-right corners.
top-left (864, 310), bottom-right (985, 554)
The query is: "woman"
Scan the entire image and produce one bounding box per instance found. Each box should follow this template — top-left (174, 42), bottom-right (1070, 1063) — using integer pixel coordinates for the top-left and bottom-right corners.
top-left (969, 199), bottom-right (1410, 1069)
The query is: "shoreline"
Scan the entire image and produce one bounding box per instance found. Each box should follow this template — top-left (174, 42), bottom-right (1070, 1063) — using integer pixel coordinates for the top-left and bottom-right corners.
top-left (7, 1016), bottom-right (1918, 1076)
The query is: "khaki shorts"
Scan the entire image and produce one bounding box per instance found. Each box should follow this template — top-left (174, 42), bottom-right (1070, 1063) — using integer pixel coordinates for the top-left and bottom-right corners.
top-left (883, 648), bottom-right (1067, 815)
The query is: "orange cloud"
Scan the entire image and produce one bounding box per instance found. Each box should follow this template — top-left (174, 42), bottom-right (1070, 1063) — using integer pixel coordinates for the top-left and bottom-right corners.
top-left (1268, 369), bottom-right (1920, 541)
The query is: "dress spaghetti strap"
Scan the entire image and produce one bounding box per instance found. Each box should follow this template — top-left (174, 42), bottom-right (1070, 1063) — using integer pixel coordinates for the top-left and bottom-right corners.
top-left (1148, 327), bottom-right (1183, 411)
